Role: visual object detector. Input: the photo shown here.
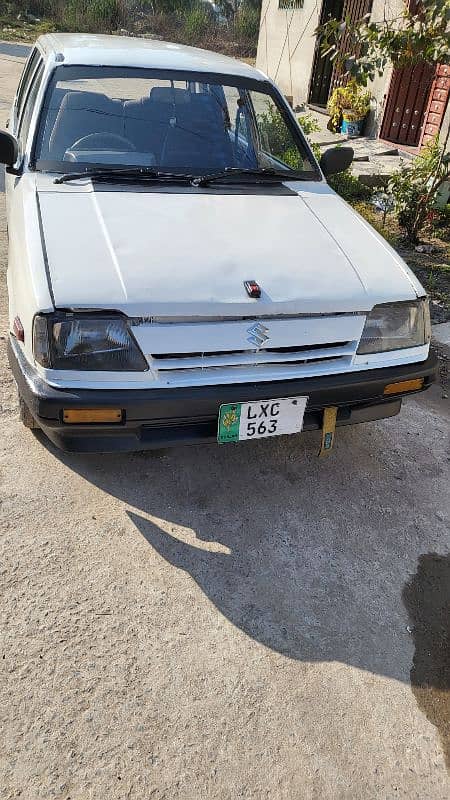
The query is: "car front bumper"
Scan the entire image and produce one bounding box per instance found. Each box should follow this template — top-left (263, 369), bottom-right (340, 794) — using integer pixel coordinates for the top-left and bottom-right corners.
top-left (8, 336), bottom-right (438, 453)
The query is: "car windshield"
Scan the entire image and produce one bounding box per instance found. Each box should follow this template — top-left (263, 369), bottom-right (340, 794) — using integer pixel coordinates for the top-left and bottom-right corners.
top-left (33, 66), bottom-right (319, 178)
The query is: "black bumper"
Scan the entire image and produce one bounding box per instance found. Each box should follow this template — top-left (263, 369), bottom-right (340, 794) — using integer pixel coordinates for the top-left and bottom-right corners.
top-left (8, 336), bottom-right (438, 453)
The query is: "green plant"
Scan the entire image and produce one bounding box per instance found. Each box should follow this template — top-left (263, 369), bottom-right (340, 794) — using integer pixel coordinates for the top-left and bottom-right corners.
top-left (297, 113), bottom-right (320, 137)
top-left (351, 202), bottom-right (398, 246)
top-left (256, 102), bottom-right (301, 169)
top-left (432, 204), bottom-right (450, 238)
top-left (61, 0), bottom-right (125, 32)
top-left (183, 4), bottom-right (212, 41)
top-left (297, 113), bottom-right (321, 160)
top-left (388, 137), bottom-right (450, 244)
top-left (234, 6), bottom-right (260, 40)
top-left (328, 169), bottom-right (372, 201)
top-left (327, 80), bottom-right (371, 131)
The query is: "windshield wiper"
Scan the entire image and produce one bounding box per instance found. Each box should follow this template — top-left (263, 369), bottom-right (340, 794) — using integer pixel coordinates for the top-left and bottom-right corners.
top-left (53, 165), bottom-right (313, 187)
top-left (53, 168), bottom-right (194, 185)
top-left (191, 167), bottom-right (310, 187)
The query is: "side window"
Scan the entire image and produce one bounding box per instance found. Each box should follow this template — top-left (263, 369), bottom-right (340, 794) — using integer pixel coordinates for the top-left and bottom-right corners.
top-left (250, 92), bottom-right (305, 171)
top-left (15, 48), bottom-right (41, 122)
top-left (18, 63), bottom-right (44, 152)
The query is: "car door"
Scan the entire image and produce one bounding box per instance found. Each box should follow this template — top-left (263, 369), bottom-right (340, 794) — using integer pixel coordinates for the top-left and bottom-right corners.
top-left (9, 48), bottom-right (41, 137)
top-left (6, 54), bottom-right (49, 346)
top-left (5, 51), bottom-right (44, 215)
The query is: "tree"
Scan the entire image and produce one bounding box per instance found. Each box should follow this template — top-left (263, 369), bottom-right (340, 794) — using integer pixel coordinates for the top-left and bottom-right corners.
top-left (317, 0), bottom-right (450, 242)
top-left (317, 0), bottom-right (450, 87)
top-left (217, 0), bottom-right (261, 20)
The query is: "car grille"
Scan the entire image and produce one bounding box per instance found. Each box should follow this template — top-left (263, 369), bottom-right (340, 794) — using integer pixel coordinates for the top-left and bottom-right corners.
top-left (149, 341), bottom-right (354, 372)
top-left (130, 315), bottom-right (366, 386)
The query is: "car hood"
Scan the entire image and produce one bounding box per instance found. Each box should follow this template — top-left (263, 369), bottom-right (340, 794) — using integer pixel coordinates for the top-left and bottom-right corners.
top-left (36, 179), bottom-right (421, 317)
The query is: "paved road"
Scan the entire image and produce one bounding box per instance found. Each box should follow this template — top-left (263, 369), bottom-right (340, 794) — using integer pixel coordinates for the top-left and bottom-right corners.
top-left (0, 48), bottom-right (449, 800)
top-left (0, 41), bottom-right (31, 58)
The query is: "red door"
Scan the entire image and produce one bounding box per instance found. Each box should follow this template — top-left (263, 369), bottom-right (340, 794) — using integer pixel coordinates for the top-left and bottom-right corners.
top-left (380, 61), bottom-right (435, 147)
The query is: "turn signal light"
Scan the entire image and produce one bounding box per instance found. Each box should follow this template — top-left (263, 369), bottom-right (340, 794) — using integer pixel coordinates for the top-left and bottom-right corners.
top-left (13, 317), bottom-right (24, 342)
top-left (63, 409), bottom-right (123, 424)
top-left (383, 378), bottom-right (424, 396)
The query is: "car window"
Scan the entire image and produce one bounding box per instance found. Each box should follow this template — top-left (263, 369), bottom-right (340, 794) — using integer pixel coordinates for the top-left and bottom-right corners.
top-left (18, 62), bottom-right (44, 152)
top-left (250, 92), bottom-right (308, 171)
top-left (34, 66), bottom-right (318, 177)
top-left (15, 48), bottom-right (41, 123)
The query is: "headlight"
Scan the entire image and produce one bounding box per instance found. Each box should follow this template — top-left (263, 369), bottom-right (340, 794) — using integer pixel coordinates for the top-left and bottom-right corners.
top-left (357, 299), bottom-right (430, 355)
top-left (33, 313), bottom-right (148, 371)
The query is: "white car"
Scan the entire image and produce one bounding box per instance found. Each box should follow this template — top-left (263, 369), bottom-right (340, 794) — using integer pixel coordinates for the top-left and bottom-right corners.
top-left (2, 34), bottom-right (436, 453)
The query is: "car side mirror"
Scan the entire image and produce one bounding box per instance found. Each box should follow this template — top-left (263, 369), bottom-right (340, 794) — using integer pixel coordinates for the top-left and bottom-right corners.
top-left (320, 146), bottom-right (354, 177)
top-left (0, 130), bottom-right (18, 167)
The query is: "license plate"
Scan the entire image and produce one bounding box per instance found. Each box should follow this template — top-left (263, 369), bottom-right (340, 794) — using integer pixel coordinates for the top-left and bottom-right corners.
top-left (217, 397), bottom-right (308, 443)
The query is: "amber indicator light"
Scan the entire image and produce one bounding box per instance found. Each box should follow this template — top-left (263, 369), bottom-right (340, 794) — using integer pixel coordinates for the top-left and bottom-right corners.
top-left (63, 409), bottom-right (123, 424)
top-left (383, 378), bottom-right (424, 395)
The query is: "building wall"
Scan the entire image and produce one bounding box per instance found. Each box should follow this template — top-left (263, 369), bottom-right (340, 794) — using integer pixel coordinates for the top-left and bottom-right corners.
top-left (256, 0), bottom-right (320, 107)
top-left (257, 1), bottom-right (449, 147)
top-left (256, 0), bottom-right (401, 126)
top-left (441, 99), bottom-right (450, 154)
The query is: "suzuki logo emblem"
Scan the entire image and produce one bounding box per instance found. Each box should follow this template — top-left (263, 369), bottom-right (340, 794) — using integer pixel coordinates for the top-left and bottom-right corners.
top-left (247, 322), bottom-right (270, 348)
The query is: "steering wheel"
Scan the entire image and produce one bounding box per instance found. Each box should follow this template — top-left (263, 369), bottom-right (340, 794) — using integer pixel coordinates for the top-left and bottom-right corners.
top-left (70, 133), bottom-right (137, 152)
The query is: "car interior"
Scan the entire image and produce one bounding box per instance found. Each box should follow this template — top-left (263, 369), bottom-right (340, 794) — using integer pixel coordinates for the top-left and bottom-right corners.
top-left (42, 84), bottom-right (248, 169)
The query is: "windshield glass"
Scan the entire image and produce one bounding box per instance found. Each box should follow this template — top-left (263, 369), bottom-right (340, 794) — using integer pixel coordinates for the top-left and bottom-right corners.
top-left (34, 66), bottom-right (318, 177)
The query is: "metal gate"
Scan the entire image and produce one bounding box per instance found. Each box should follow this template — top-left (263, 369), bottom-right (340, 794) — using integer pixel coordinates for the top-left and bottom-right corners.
top-left (380, 61), bottom-right (435, 147)
top-left (309, 0), bottom-right (345, 107)
top-left (308, 0), bottom-right (373, 108)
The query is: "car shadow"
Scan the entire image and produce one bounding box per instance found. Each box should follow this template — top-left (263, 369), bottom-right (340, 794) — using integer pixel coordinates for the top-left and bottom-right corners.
top-left (37, 415), bottom-right (449, 688)
top-left (403, 554), bottom-right (450, 769)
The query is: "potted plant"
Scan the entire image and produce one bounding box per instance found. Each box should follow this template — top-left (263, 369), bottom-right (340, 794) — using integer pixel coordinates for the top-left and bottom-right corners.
top-left (327, 81), bottom-right (371, 137)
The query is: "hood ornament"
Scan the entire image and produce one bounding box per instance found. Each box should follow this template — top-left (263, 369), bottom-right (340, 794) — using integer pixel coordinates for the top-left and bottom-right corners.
top-left (247, 322), bottom-right (270, 348)
top-left (244, 280), bottom-right (261, 298)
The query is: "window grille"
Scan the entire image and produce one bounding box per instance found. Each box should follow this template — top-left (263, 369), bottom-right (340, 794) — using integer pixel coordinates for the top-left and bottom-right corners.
top-left (278, 0), bottom-right (304, 9)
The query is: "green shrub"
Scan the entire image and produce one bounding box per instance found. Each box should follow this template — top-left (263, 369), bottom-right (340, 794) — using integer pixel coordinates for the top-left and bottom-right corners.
top-left (388, 137), bottom-right (450, 243)
top-left (351, 202), bottom-right (398, 246)
top-left (234, 7), bottom-right (260, 41)
top-left (431, 203), bottom-right (450, 239)
top-left (327, 80), bottom-right (371, 132)
top-left (183, 4), bottom-right (212, 41)
top-left (61, 0), bottom-right (125, 32)
top-left (298, 113), bottom-right (321, 161)
top-left (257, 101), bottom-right (303, 169)
top-left (328, 169), bottom-right (372, 201)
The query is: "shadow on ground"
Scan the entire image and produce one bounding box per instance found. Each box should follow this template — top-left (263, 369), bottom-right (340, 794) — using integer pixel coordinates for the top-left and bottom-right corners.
top-left (39, 417), bottom-right (449, 692)
top-left (403, 554), bottom-right (450, 769)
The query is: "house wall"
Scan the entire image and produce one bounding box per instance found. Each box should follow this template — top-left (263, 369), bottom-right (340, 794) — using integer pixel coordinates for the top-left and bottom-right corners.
top-left (441, 100), bottom-right (450, 154)
top-left (256, 0), bottom-right (320, 107)
top-left (256, 0), bottom-right (402, 130)
top-left (257, 1), bottom-right (449, 147)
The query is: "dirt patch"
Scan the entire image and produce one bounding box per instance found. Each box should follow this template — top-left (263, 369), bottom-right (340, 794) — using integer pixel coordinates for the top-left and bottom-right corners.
top-left (403, 554), bottom-right (450, 770)
top-left (398, 241), bottom-right (450, 325)
top-left (351, 203), bottom-right (450, 324)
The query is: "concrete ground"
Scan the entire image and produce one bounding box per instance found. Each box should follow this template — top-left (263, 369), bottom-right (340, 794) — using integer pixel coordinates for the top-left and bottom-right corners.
top-left (305, 108), bottom-right (410, 182)
top-left (0, 45), bottom-right (449, 800)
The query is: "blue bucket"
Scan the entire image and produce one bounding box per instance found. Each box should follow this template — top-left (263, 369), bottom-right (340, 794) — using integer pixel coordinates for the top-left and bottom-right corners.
top-left (341, 116), bottom-right (365, 137)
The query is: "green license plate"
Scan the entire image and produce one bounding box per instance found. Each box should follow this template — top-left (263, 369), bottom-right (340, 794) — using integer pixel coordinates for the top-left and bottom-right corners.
top-left (217, 397), bottom-right (308, 443)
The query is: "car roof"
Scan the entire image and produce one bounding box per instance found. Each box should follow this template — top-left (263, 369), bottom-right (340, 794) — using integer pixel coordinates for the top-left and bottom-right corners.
top-left (36, 33), bottom-right (267, 81)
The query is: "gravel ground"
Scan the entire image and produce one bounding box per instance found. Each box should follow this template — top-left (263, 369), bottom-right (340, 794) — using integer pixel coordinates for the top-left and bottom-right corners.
top-left (0, 47), bottom-right (450, 800)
